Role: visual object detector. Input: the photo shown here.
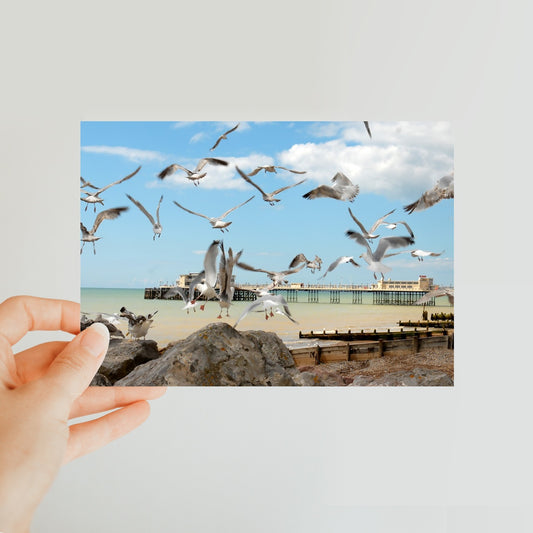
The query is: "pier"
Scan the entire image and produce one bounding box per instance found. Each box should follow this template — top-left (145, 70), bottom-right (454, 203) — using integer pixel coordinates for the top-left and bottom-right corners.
top-left (145, 284), bottom-right (447, 306)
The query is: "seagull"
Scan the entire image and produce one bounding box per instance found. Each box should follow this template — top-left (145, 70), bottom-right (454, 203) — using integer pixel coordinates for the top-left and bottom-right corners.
top-left (346, 230), bottom-right (415, 279)
top-left (289, 253), bottom-right (323, 273)
top-left (80, 207), bottom-right (129, 255)
top-left (233, 293), bottom-right (298, 328)
top-left (163, 284), bottom-right (200, 314)
top-left (347, 208), bottom-right (396, 240)
top-left (377, 220), bottom-right (415, 238)
top-left (210, 123), bottom-right (240, 151)
top-left (363, 121), bottom-right (372, 139)
top-left (126, 194), bottom-right (163, 240)
top-left (247, 165), bottom-right (307, 177)
top-left (404, 172), bottom-right (454, 214)
top-left (302, 172), bottom-right (359, 202)
top-left (414, 287), bottom-right (454, 305)
top-left (158, 157), bottom-right (228, 186)
top-left (163, 240), bottom-right (221, 312)
top-left (80, 166), bottom-right (141, 212)
top-left (119, 307), bottom-right (158, 340)
top-left (236, 261), bottom-right (305, 287)
top-left (236, 166), bottom-right (306, 205)
top-left (319, 256), bottom-right (360, 279)
top-left (80, 177), bottom-right (100, 190)
top-left (216, 242), bottom-right (242, 318)
top-left (406, 249), bottom-right (445, 262)
top-left (172, 196), bottom-right (254, 232)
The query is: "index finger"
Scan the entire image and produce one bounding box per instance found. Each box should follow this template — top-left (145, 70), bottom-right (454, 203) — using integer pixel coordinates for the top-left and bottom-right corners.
top-left (0, 295), bottom-right (80, 346)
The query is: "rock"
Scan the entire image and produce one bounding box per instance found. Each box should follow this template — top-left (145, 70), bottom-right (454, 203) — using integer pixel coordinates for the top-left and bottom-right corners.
top-left (98, 338), bottom-right (161, 383)
top-left (350, 367), bottom-right (453, 386)
top-left (115, 322), bottom-right (323, 386)
top-left (81, 316), bottom-right (125, 338)
top-left (90, 373), bottom-right (112, 386)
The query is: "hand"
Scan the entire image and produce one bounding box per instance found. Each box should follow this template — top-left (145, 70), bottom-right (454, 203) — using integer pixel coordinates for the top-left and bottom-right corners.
top-left (0, 296), bottom-right (166, 533)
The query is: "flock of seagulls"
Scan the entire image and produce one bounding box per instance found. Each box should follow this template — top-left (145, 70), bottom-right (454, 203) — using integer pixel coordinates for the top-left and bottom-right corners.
top-left (81, 121), bottom-right (453, 333)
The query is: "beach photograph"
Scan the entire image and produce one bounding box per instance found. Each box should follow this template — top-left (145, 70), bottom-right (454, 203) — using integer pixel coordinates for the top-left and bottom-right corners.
top-left (81, 121), bottom-right (454, 386)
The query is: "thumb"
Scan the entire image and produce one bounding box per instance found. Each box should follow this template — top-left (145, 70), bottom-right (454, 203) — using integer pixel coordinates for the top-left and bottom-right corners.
top-left (42, 322), bottom-right (109, 409)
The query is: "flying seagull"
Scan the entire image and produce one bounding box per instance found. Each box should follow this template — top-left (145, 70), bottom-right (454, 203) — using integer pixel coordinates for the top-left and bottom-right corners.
top-left (377, 220), bottom-right (415, 238)
top-left (346, 230), bottom-right (415, 279)
top-left (236, 261), bottom-right (304, 287)
top-left (233, 293), bottom-right (298, 328)
top-left (247, 165), bottom-right (307, 177)
top-left (404, 172), bottom-right (454, 214)
top-left (405, 249), bottom-right (445, 262)
top-left (158, 157), bottom-right (228, 186)
top-left (414, 287), bottom-right (454, 305)
top-left (289, 253), bottom-right (323, 273)
top-left (319, 256), bottom-right (360, 279)
top-left (347, 207), bottom-right (396, 241)
top-left (302, 172), bottom-right (359, 202)
top-left (163, 282), bottom-right (200, 314)
top-left (172, 196), bottom-right (254, 232)
top-left (236, 166), bottom-right (306, 205)
top-left (119, 307), bottom-right (158, 340)
top-left (363, 121), bottom-right (372, 139)
top-left (80, 206), bottom-right (129, 255)
top-left (210, 123), bottom-right (240, 151)
top-left (216, 242), bottom-right (242, 318)
top-left (126, 194), bottom-right (163, 240)
top-left (80, 166), bottom-right (141, 212)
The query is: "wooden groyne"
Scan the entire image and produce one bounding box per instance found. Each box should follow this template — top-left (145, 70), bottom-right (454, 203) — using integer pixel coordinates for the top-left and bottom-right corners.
top-left (290, 331), bottom-right (453, 367)
top-left (298, 327), bottom-right (452, 341)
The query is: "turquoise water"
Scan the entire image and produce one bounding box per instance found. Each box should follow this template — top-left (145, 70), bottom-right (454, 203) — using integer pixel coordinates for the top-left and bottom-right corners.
top-left (81, 288), bottom-right (453, 349)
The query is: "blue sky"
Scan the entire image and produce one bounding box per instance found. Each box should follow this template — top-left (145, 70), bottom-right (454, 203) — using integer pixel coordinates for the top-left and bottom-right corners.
top-left (80, 121), bottom-right (454, 288)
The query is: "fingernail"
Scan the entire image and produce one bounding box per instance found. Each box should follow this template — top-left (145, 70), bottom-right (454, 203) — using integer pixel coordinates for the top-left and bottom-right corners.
top-left (80, 322), bottom-right (110, 357)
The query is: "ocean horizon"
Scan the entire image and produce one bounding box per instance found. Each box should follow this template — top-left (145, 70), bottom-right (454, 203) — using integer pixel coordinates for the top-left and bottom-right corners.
top-left (81, 287), bottom-right (453, 349)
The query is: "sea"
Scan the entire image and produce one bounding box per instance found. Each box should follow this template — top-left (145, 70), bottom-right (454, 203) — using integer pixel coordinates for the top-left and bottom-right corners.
top-left (81, 288), bottom-right (453, 349)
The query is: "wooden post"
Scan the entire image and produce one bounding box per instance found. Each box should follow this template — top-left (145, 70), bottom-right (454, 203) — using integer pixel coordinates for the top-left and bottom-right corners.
top-left (412, 333), bottom-right (420, 354)
top-left (378, 339), bottom-right (384, 357)
top-left (346, 342), bottom-right (350, 361)
top-left (314, 345), bottom-right (322, 365)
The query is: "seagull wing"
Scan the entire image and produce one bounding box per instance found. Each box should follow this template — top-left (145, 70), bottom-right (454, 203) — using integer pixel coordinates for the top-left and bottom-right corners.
top-left (276, 167), bottom-right (307, 174)
top-left (96, 166), bottom-right (141, 194)
top-left (80, 177), bottom-right (100, 189)
top-left (172, 200), bottom-right (210, 220)
top-left (163, 286), bottom-right (188, 300)
top-left (203, 240), bottom-right (220, 287)
top-left (247, 167), bottom-right (264, 176)
top-left (91, 207), bottom-right (128, 234)
top-left (345, 230), bottom-right (373, 257)
top-left (236, 166), bottom-right (267, 195)
top-left (223, 123), bottom-right (240, 136)
top-left (126, 194), bottom-right (155, 225)
top-left (369, 209), bottom-right (396, 234)
top-left (233, 298), bottom-right (264, 328)
top-left (394, 220), bottom-right (415, 238)
top-left (80, 222), bottom-right (90, 237)
top-left (302, 185), bottom-right (339, 200)
top-left (218, 195), bottom-right (255, 219)
top-left (158, 164), bottom-right (185, 179)
top-left (236, 261), bottom-right (272, 276)
top-left (270, 179), bottom-right (306, 196)
top-left (373, 235), bottom-right (415, 261)
top-left (289, 253), bottom-right (308, 269)
top-left (363, 121), bottom-right (372, 138)
top-left (348, 207), bottom-right (370, 235)
top-left (195, 157), bottom-right (229, 172)
top-left (156, 195), bottom-right (163, 224)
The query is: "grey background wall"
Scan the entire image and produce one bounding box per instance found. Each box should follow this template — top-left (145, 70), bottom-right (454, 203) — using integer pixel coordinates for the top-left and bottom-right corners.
top-left (1, 1), bottom-right (530, 531)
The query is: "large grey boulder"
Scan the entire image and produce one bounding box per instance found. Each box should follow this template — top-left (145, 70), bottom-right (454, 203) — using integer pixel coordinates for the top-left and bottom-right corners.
top-left (350, 367), bottom-right (453, 387)
top-left (115, 322), bottom-right (322, 386)
top-left (97, 338), bottom-right (161, 383)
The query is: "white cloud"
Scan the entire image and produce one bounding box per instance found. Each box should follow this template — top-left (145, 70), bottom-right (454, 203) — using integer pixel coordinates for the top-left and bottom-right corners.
top-left (278, 122), bottom-right (453, 201)
top-left (189, 132), bottom-right (206, 144)
top-left (81, 145), bottom-right (166, 163)
top-left (172, 122), bottom-right (197, 129)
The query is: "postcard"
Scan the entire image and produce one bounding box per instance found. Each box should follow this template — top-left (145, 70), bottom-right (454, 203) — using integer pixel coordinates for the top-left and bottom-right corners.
top-left (80, 121), bottom-right (454, 386)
